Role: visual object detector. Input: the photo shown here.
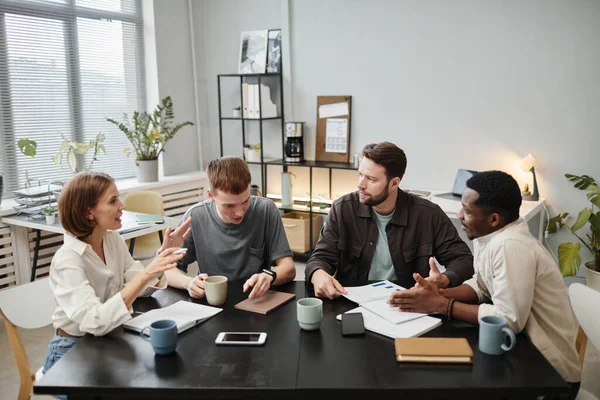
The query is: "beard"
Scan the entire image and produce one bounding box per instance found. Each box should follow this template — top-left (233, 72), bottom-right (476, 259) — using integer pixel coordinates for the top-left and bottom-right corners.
top-left (360, 187), bottom-right (390, 207)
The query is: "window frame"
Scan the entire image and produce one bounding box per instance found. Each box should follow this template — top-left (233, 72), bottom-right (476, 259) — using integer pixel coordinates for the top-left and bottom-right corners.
top-left (0, 0), bottom-right (146, 194)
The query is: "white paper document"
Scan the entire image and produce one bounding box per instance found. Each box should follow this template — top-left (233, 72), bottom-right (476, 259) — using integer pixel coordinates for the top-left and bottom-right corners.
top-left (325, 118), bottom-right (348, 153)
top-left (123, 301), bottom-right (222, 334)
top-left (337, 307), bottom-right (442, 339)
top-left (344, 280), bottom-right (427, 324)
top-left (318, 101), bottom-right (349, 118)
top-left (344, 280), bottom-right (404, 304)
top-left (360, 299), bottom-right (427, 325)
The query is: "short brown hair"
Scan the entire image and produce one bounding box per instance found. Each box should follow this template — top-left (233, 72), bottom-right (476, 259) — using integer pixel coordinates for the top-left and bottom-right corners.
top-left (207, 156), bottom-right (251, 195)
top-left (58, 171), bottom-right (114, 239)
top-left (362, 142), bottom-right (407, 181)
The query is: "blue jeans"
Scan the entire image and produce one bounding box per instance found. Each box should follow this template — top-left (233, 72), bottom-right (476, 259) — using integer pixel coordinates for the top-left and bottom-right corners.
top-left (42, 333), bottom-right (81, 400)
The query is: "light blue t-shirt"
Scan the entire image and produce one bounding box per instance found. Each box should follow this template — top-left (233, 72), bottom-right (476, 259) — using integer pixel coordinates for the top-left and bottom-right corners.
top-left (368, 209), bottom-right (397, 281)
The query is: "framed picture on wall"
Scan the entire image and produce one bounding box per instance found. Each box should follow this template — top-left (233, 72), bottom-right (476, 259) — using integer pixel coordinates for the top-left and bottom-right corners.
top-left (238, 30), bottom-right (268, 74)
top-left (266, 29), bottom-right (282, 73)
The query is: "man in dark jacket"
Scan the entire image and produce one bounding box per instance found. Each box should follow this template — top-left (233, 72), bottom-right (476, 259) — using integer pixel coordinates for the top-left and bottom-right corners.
top-left (305, 142), bottom-right (473, 299)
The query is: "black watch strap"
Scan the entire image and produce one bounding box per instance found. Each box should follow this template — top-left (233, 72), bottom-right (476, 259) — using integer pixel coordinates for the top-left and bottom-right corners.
top-left (262, 268), bottom-right (277, 287)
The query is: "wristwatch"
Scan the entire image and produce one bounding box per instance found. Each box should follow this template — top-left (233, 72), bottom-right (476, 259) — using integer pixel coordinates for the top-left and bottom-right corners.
top-left (262, 268), bottom-right (277, 287)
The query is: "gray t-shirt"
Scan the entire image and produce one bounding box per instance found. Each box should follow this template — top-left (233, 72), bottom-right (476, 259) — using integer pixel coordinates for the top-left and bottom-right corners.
top-left (176, 196), bottom-right (292, 281)
top-left (368, 209), bottom-right (397, 281)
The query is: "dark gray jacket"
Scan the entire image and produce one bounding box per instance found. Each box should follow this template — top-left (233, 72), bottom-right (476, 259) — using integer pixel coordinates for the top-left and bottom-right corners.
top-left (305, 190), bottom-right (473, 287)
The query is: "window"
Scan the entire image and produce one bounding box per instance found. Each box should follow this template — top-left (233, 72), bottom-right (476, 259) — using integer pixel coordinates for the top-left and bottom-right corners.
top-left (0, 0), bottom-right (145, 196)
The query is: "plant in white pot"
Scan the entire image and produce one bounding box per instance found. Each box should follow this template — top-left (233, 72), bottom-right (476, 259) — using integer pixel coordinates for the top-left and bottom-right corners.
top-left (548, 174), bottom-right (600, 291)
top-left (243, 144), bottom-right (261, 163)
top-left (42, 205), bottom-right (58, 225)
top-left (53, 133), bottom-right (105, 173)
top-left (106, 96), bottom-right (194, 182)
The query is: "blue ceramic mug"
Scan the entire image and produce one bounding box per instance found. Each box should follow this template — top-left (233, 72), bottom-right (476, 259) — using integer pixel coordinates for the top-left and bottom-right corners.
top-left (479, 316), bottom-right (516, 355)
top-left (141, 319), bottom-right (178, 355)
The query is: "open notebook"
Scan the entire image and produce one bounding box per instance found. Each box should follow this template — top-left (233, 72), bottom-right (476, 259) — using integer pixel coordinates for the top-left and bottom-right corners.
top-left (124, 301), bottom-right (222, 334)
top-left (336, 307), bottom-right (441, 339)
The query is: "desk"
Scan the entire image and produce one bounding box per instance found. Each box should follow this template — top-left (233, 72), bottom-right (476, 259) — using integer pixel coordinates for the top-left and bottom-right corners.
top-left (419, 190), bottom-right (546, 242)
top-left (34, 282), bottom-right (569, 400)
top-left (1, 211), bottom-right (179, 282)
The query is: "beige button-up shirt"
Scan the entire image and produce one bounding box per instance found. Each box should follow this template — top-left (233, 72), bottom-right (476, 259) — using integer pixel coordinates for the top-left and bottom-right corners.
top-left (464, 219), bottom-right (580, 382)
top-left (50, 231), bottom-right (166, 337)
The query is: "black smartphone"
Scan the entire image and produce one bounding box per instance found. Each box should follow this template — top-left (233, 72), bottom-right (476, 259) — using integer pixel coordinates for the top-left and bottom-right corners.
top-left (341, 313), bottom-right (365, 336)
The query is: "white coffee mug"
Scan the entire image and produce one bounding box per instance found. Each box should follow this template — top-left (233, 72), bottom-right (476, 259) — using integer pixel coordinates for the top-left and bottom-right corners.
top-left (297, 298), bottom-right (323, 331)
top-left (204, 275), bottom-right (228, 306)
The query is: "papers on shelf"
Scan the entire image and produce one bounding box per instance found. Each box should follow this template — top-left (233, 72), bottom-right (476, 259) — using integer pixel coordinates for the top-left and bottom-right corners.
top-left (124, 301), bottom-right (222, 334)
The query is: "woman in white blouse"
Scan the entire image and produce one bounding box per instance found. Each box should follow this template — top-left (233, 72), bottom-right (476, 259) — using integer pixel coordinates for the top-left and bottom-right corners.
top-left (42, 171), bottom-right (191, 380)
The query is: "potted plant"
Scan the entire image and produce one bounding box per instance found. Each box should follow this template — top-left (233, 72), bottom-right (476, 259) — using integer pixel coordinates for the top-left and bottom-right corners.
top-left (53, 133), bottom-right (106, 173)
top-left (243, 144), bottom-right (261, 163)
top-left (42, 204), bottom-right (58, 225)
top-left (0, 138), bottom-right (38, 204)
top-left (233, 106), bottom-right (242, 118)
top-left (106, 96), bottom-right (194, 182)
top-left (548, 173), bottom-right (600, 291)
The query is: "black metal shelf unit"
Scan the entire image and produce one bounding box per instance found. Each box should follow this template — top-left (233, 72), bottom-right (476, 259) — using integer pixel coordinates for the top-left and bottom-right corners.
top-left (217, 72), bottom-right (285, 197)
top-left (217, 73), bottom-right (359, 255)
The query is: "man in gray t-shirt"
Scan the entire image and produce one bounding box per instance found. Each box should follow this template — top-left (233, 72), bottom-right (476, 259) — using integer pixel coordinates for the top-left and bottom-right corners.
top-left (165, 157), bottom-right (295, 299)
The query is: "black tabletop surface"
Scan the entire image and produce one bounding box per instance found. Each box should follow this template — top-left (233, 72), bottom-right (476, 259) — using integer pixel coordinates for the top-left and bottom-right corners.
top-left (35, 281), bottom-right (569, 400)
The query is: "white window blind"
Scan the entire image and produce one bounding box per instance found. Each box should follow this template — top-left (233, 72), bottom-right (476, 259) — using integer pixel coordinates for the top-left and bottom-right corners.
top-left (0, 0), bottom-right (145, 196)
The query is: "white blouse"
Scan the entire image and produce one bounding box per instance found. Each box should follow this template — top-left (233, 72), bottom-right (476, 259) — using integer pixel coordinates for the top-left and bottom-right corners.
top-left (50, 231), bottom-right (166, 336)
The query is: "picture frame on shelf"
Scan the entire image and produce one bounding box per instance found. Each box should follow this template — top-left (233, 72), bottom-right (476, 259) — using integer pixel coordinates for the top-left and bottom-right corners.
top-left (266, 29), bottom-right (282, 73)
top-left (238, 30), bottom-right (268, 74)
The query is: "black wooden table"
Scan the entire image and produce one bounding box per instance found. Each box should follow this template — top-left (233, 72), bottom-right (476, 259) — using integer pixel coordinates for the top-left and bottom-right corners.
top-left (34, 281), bottom-right (569, 399)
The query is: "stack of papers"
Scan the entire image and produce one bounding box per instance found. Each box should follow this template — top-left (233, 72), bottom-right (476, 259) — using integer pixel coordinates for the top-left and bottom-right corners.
top-left (339, 281), bottom-right (441, 339)
top-left (124, 301), bottom-right (222, 334)
top-left (344, 280), bottom-right (426, 324)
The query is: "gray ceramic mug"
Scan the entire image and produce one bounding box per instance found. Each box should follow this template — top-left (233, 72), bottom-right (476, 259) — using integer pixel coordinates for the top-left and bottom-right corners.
top-left (141, 319), bottom-right (178, 355)
top-left (297, 298), bottom-right (323, 330)
top-left (479, 316), bottom-right (516, 355)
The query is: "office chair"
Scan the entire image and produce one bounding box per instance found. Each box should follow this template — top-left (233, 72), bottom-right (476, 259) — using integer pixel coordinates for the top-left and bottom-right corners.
top-left (0, 278), bottom-right (57, 400)
top-left (569, 283), bottom-right (600, 400)
top-left (123, 190), bottom-right (165, 260)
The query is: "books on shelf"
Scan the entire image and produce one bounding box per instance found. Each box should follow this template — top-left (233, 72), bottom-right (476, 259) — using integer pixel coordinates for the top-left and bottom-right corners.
top-left (135, 213), bottom-right (164, 224)
top-left (395, 337), bottom-right (473, 364)
top-left (243, 83), bottom-right (277, 119)
top-left (124, 300), bottom-right (222, 334)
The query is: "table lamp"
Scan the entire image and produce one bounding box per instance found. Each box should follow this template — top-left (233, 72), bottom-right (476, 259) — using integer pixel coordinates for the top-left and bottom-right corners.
top-left (518, 153), bottom-right (539, 201)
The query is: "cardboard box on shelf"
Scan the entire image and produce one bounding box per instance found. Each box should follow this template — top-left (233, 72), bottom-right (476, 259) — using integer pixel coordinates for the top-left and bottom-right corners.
top-left (281, 212), bottom-right (323, 253)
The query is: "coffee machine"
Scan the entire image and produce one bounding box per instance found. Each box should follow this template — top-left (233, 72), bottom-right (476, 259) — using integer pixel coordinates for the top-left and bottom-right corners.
top-left (284, 122), bottom-right (304, 163)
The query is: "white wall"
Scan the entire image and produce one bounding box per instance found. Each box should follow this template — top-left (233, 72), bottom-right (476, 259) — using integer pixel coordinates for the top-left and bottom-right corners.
top-left (150, 0), bottom-right (200, 176)
top-left (153, 0), bottom-right (600, 262)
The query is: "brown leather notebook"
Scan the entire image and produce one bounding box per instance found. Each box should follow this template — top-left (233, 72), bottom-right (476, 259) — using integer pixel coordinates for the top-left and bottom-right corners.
top-left (394, 337), bottom-right (473, 364)
top-left (234, 291), bottom-right (296, 315)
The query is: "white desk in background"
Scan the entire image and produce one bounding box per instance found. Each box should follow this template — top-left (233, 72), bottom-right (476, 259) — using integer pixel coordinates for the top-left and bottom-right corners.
top-left (409, 189), bottom-right (547, 242)
top-left (2, 211), bottom-right (179, 283)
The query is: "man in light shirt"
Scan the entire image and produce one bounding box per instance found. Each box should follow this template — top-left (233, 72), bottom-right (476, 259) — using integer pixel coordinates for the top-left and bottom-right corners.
top-left (389, 170), bottom-right (581, 398)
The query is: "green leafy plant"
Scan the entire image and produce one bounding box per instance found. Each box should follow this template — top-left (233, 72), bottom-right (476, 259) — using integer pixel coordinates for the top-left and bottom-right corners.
top-left (42, 205), bottom-right (58, 216)
top-left (244, 143), bottom-right (261, 150)
top-left (233, 106), bottom-right (241, 111)
top-left (547, 174), bottom-right (600, 276)
top-left (53, 133), bottom-right (106, 173)
top-left (106, 96), bottom-right (194, 161)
